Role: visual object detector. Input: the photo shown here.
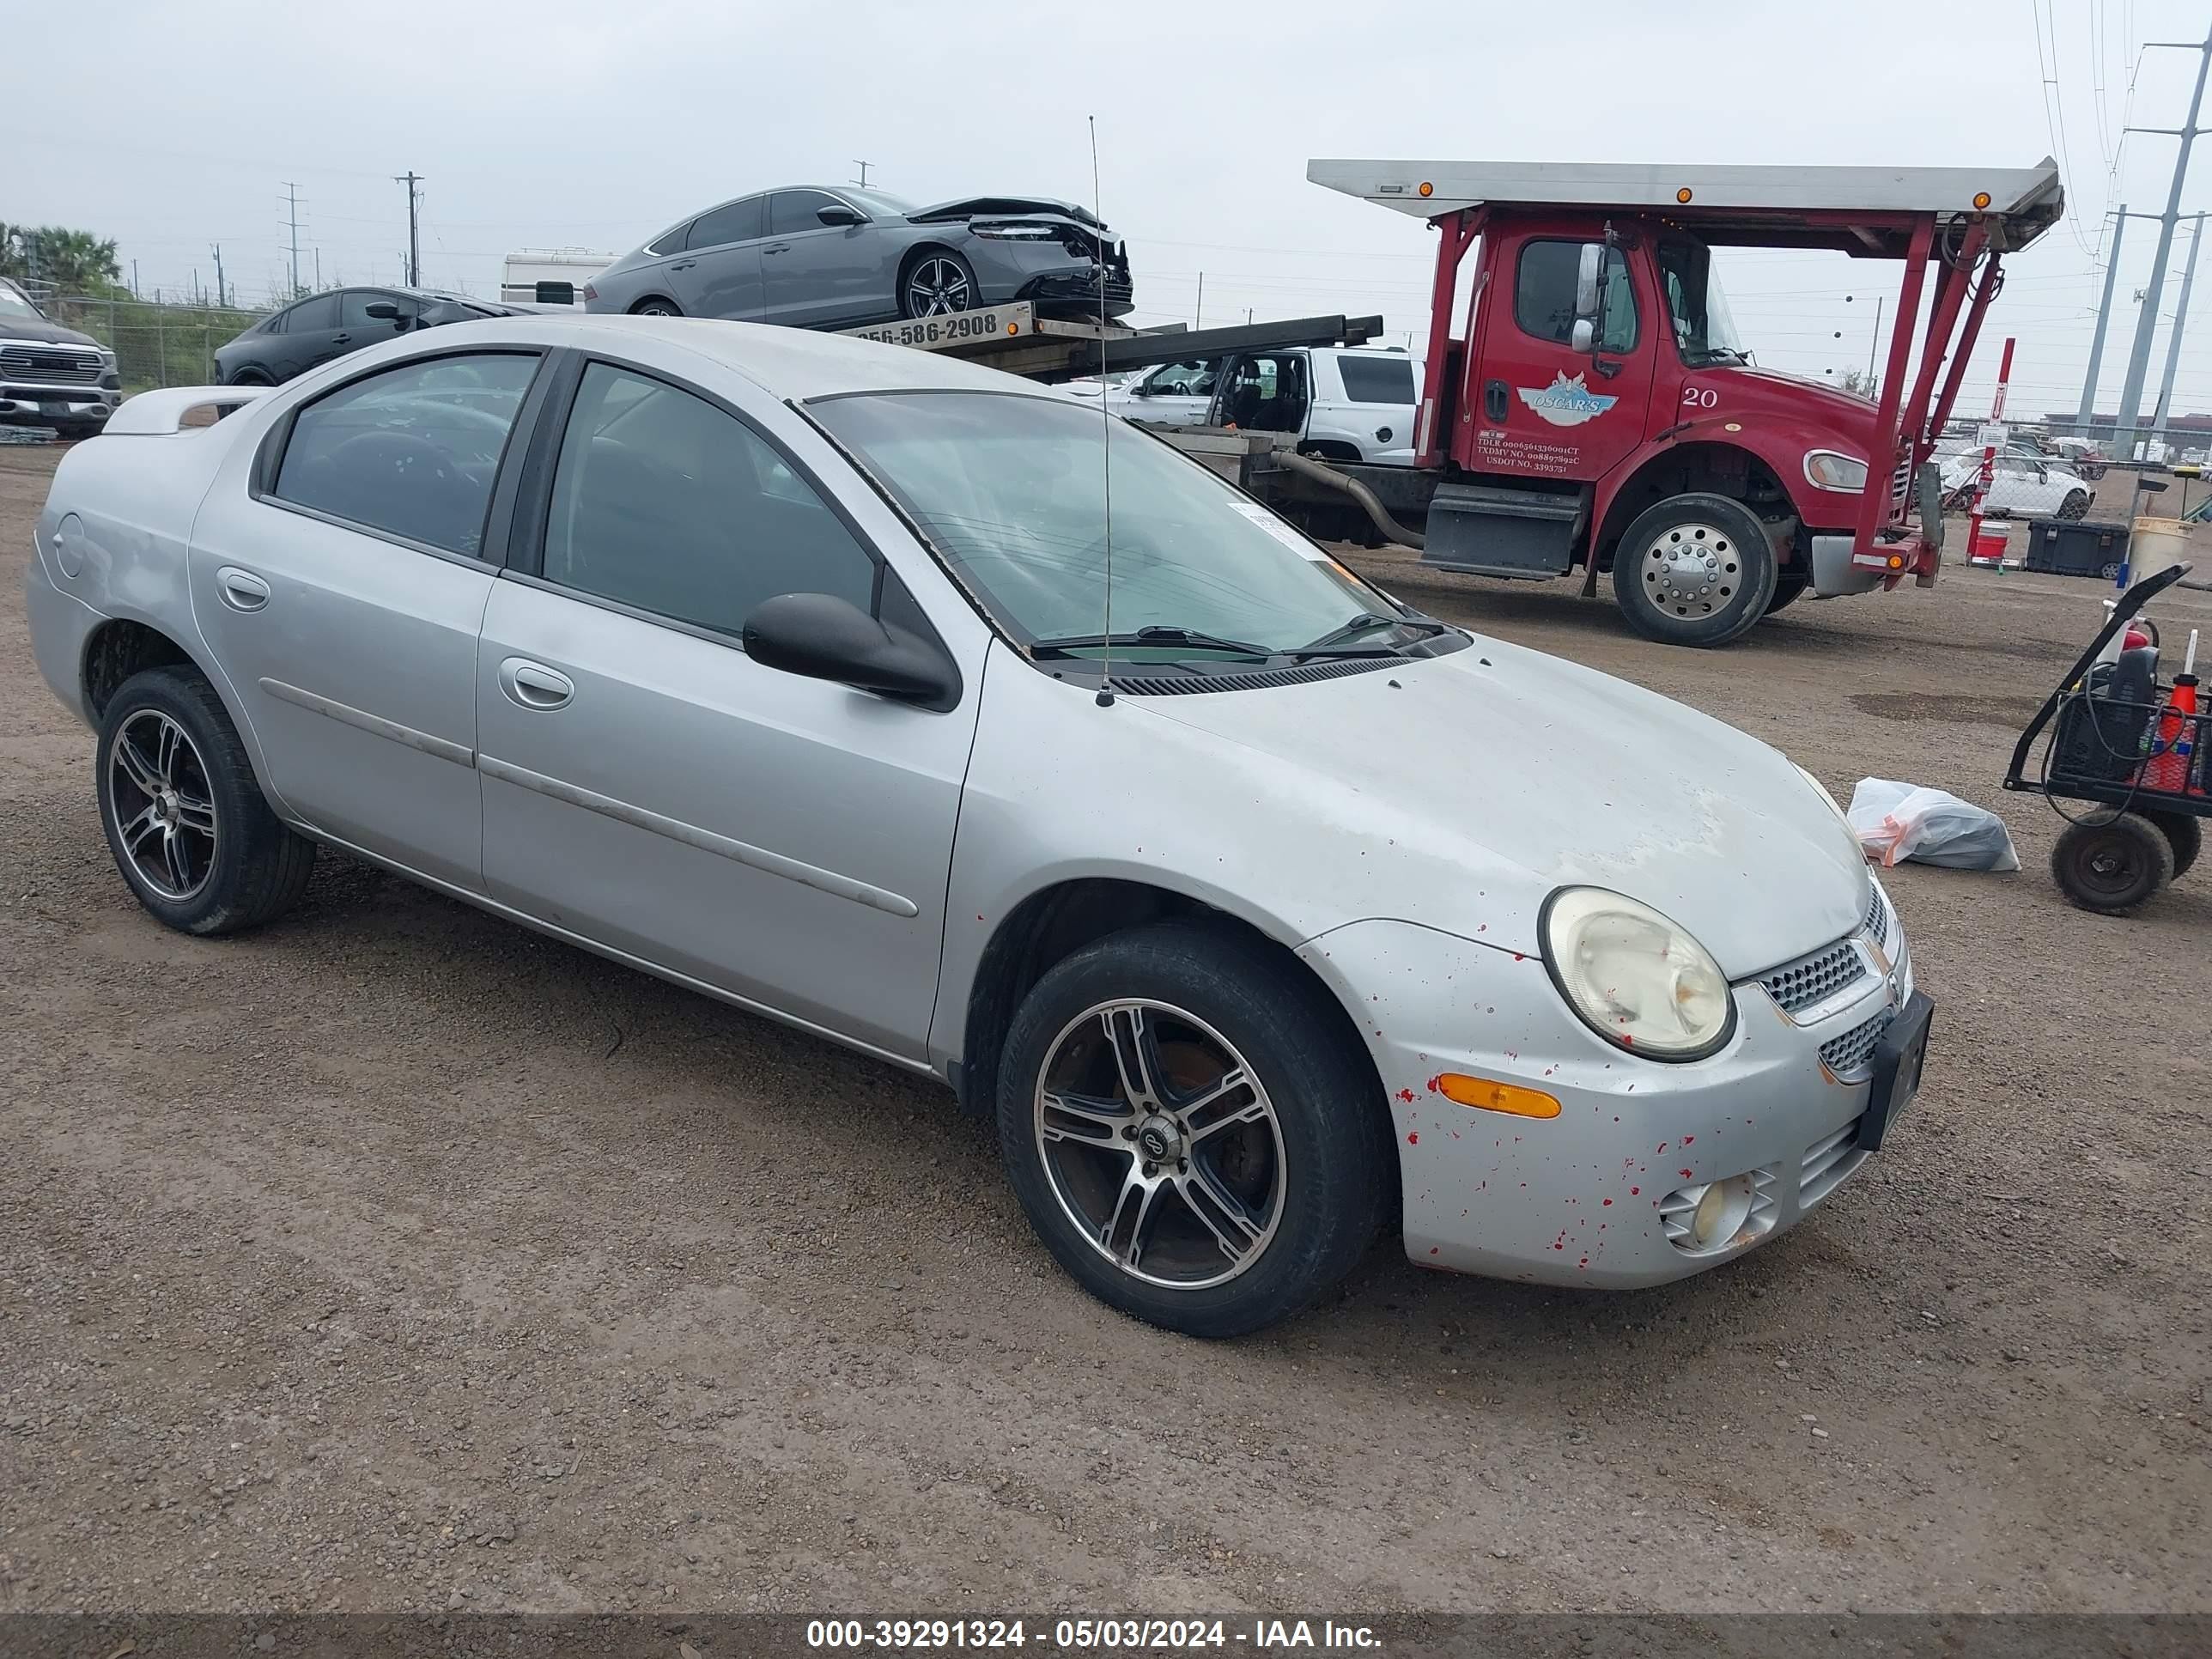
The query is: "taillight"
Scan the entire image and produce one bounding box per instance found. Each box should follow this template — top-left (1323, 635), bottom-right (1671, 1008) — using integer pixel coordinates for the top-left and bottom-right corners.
top-left (582, 283), bottom-right (598, 302)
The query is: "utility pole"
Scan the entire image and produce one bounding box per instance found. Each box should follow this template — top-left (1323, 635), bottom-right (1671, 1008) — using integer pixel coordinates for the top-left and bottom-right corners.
top-left (851, 161), bottom-right (873, 187)
top-left (210, 243), bottom-right (226, 309)
top-left (2076, 205), bottom-right (2129, 436)
top-left (2115, 29), bottom-right (2212, 458)
top-left (2154, 214), bottom-right (2208, 437)
top-left (1865, 295), bottom-right (1884, 389)
top-left (394, 171), bottom-right (422, 287)
top-left (313, 247), bottom-right (321, 291)
top-left (130, 258), bottom-right (139, 299)
top-left (1195, 270), bottom-right (1204, 329)
top-left (283, 182), bottom-right (301, 297)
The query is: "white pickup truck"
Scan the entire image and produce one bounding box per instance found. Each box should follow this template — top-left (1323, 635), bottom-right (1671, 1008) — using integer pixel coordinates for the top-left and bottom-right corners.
top-left (1066, 343), bottom-right (1419, 466)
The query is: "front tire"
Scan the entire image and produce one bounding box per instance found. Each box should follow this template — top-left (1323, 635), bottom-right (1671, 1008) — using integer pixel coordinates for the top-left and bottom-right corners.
top-left (995, 921), bottom-right (1388, 1339)
top-left (901, 250), bottom-right (978, 319)
top-left (2051, 812), bottom-right (2172, 915)
top-left (96, 667), bottom-right (315, 935)
top-left (2057, 490), bottom-right (2092, 520)
top-left (1611, 493), bottom-right (1778, 647)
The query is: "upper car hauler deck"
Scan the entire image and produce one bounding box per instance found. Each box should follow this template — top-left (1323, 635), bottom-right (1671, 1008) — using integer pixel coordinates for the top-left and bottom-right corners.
top-left (1187, 156), bottom-right (2065, 646)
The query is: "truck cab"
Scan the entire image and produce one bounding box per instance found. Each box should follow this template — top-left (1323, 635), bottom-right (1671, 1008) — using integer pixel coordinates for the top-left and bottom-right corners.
top-left (1269, 158), bottom-right (2065, 646)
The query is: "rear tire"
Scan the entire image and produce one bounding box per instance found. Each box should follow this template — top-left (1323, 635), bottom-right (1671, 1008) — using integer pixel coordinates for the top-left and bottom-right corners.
top-left (629, 298), bottom-right (681, 317)
top-left (2051, 812), bottom-right (2172, 915)
top-left (994, 921), bottom-right (1388, 1339)
top-left (96, 667), bottom-right (315, 936)
top-left (1611, 493), bottom-right (1778, 647)
top-left (2144, 809), bottom-right (2203, 878)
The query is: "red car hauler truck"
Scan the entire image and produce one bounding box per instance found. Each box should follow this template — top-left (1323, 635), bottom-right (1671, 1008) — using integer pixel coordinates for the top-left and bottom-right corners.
top-left (1223, 159), bottom-right (2064, 647)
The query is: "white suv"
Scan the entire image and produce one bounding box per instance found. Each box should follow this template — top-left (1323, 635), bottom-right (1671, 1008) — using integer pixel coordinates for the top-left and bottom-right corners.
top-left (1074, 345), bottom-right (1420, 465)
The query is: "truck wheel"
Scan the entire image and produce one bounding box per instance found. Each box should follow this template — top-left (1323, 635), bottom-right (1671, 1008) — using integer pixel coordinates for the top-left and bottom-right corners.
top-left (1612, 494), bottom-right (1778, 647)
top-left (2143, 809), bottom-right (2202, 878)
top-left (2051, 813), bottom-right (2172, 915)
top-left (994, 921), bottom-right (1389, 1339)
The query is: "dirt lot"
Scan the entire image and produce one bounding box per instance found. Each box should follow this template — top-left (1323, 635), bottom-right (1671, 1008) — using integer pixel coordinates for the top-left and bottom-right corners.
top-left (1, 441), bottom-right (2206, 1620)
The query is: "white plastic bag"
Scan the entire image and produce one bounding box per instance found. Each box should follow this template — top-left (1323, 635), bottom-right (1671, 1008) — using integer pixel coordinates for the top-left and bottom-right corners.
top-left (1846, 777), bottom-right (2021, 872)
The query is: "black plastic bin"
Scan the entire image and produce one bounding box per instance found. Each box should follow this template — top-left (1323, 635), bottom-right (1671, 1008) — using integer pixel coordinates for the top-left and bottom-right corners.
top-left (2024, 518), bottom-right (2130, 578)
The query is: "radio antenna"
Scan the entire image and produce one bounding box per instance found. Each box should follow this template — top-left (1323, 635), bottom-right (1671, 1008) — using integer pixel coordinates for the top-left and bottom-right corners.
top-left (1090, 114), bottom-right (1115, 709)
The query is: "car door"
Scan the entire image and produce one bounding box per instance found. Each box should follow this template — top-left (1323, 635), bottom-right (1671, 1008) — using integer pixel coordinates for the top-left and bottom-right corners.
top-left (474, 350), bottom-right (981, 1060)
top-left (1116, 359), bottom-right (1218, 426)
top-left (338, 288), bottom-right (416, 351)
top-left (1987, 455), bottom-right (2041, 516)
top-left (190, 348), bottom-right (550, 890)
top-left (1316, 350), bottom-right (1419, 463)
top-left (761, 190), bottom-right (881, 327)
top-left (270, 291), bottom-right (347, 381)
top-left (670, 195), bottom-right (768, 319)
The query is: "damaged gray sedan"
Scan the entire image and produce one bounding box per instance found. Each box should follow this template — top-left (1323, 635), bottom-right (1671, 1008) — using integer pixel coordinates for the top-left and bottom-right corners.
top-left (583, 185), bottom-right (1133, 327)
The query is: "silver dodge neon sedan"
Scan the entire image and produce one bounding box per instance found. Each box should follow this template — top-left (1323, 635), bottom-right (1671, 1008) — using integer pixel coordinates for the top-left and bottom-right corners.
top-left (25, 315), bottom-right (1930, 1338)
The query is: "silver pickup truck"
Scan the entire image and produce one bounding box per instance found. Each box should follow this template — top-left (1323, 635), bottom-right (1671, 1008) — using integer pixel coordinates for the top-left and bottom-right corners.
top-left (0, 277), bottom-right (121, 440)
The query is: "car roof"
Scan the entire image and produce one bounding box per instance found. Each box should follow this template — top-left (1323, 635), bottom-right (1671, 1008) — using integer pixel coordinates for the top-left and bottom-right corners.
top-left (432, 313), bottom-right (1069, 402)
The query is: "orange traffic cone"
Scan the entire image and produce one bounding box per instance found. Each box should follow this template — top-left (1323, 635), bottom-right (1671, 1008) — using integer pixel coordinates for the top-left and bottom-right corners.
top-left (2148, 629), bottom-right (2202, 793)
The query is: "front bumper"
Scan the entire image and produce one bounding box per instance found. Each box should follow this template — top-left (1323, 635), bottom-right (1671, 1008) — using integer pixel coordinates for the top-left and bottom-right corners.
top-left (0, 386), bottom-right (119, 429)
top-left (1297, 898), bottom-right (1917, 1288)
top-left (1808, 532), bottom-right (1941, 598)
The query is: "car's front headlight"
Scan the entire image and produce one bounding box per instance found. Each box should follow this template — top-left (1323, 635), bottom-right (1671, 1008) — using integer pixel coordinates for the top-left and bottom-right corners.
top-left (1540, 888), bottom-right (1735, 1060)
top-left (1804, 450), bottom-right (1869, 492)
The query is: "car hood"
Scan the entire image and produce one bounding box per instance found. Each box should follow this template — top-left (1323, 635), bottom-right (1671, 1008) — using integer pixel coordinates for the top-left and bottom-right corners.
top-left (906, 195), bottom-right (1105, 229)
top-left (0, 313), bottom-right (103, 349)
top-left (1133, 635), bottom-right (1868, 977)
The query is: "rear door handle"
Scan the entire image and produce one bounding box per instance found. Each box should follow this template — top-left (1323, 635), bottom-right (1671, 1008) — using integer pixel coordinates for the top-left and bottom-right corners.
top-left (763, 243), bottom-right (791, 255)
top-left (216, 566), bottom-right (270, 611)
top-left (498, 658), bottom-right (574, 710)
top-left (669, 260), bottom-right (696, 271)
top-left (331, 332), bottom-right (351, 345)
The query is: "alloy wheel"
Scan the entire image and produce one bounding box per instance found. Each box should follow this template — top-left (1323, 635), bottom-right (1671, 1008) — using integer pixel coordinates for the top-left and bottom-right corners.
top-left (1032, 1000), bottom-right (1286, 1291)
top-left (907, 258), bottom-right (973, 316)
top-left (1641, 523), bottom-right (1739, 620)
top-left (107, 709), bottom-right (218, 901)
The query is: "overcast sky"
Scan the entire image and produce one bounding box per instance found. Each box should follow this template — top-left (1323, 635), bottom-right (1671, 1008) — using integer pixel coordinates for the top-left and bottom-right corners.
top-left (17, 1), bottom-right (2212, 421)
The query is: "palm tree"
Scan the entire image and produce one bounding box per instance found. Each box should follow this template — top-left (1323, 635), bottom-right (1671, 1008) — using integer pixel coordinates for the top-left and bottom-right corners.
top-left (0, 224), bottom-right (123, 295)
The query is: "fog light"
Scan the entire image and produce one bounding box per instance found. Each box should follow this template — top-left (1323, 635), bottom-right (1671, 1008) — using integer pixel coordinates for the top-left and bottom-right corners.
top-left (1692, 1182), bottom-right (1734, 1246)
top-left (1660, 1171), bottom-right (1762, 1255)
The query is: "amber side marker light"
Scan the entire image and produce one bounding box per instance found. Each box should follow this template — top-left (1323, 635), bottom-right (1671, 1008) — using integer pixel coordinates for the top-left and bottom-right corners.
top-left (1887, 553), bottom-right (1906, 570)
top-left (1676, 186), bottom-right (1693, 203)
top-left (1973, 191), bottom-right (1993, 210)
top-left (1418, 181), bottom-right (1434, 197)
top-left (1434, 1073), bottom-right (1562, 1119)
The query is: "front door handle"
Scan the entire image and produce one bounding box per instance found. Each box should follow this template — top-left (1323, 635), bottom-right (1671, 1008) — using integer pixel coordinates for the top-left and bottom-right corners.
top-left (669, 260), bottom-right (696, 271)
top-left (1483, 379), bottom-right (1508, 422)
top-left (331, 332), bottom-right (351, 346)
top-left (763, 243), bottom-right (791, 255)
top-left (1592, 356), bottom-right (1624, 380)
top-left (216, 566), bottom-right (270, 611)
top-left (499, 658), bottom-right (574, 711)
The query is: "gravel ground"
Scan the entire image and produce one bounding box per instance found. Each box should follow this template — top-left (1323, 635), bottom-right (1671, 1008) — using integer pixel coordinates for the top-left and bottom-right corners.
top-left (1, 442), bottom-right (2206, 1619)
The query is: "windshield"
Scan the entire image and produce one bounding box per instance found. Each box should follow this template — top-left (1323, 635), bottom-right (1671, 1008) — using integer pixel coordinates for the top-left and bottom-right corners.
top-left (0, 282), bottom-right (43, 320)
top-left (1656, 240), bottom-right (1747, 368)
top-left (811, 392), bottom-right (1422, 661)
top-left (845, 186), bottom-right (917, 217)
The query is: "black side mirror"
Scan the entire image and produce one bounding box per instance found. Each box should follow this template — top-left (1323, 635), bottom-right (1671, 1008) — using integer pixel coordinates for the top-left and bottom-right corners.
top-left (743, 592), bottom-right (959, 711)
top-left (364, 301), bottom-right (400, 320)
top-left (817, 204), bottom-right (866, 228)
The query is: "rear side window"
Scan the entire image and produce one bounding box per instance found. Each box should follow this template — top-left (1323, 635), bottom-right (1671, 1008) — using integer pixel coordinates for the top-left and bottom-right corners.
top-left (1515, 240), bottom-right (1637, 353)
top-left (686, 196), bottom-right (765, 249)
top-left (540, 362), bottom-right (877, 636)
top-left (769, 191), bottom-right (840, 235)
top-left (270, 353), bottom-right (539, 556)
top-left (1335, 356), bottom-right (1416, 404)
top-left (283, 293), bottom-right (339, 332)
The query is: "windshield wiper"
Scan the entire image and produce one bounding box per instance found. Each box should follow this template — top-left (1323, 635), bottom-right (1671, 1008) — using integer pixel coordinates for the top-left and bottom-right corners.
top-left (1030, 624), bottom-right (1276, 660)
top-left (1291, 611), bottom-right (1449, 658)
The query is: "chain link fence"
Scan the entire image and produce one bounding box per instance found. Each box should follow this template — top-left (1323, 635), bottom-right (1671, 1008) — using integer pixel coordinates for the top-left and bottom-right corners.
top-left (34, 293), bottom-right (271, 392)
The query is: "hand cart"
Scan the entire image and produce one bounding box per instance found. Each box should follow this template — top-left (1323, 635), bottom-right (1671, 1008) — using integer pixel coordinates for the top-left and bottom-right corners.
top-left (2003, 562), bottom-right (2203, 914)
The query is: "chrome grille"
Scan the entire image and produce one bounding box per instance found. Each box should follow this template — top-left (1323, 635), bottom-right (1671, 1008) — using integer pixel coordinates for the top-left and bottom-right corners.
top-left (1760, 939), bottom-right (1868, 1014)
top-left (1890, 461), bottom-right (1911, 506)
top-left (0, 343), bottom-right (101, 385)
top-left (1864, 884), bottom-right (1890, 949)
top-left (1820, 1008), bottom-right (1893, 1081)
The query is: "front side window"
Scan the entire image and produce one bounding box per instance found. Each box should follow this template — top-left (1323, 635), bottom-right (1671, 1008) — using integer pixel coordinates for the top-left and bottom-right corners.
top-left (769, 191), bottom-right (841, 236)
top-left (1656, 240), bottom-right (1747, 367)
top-left (541, 362), bottom-right (876, 636)
top-left (270, 352), bottom-right (539, 556)
top-left (1335, 355), bottom-right (1417, 404)
top-left (687, 197), bottom-right (765, 250)
top-left (0, 281), bottom-right (42, 320)
top-left (811, 392), bottom-right (1413, 659)
top-left (1515, 240), bottom-right (1637, 353)
top-left (1146, 360), bottom-right (1218, 397)
top-left (339, 290), bottom-right (416, 331)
